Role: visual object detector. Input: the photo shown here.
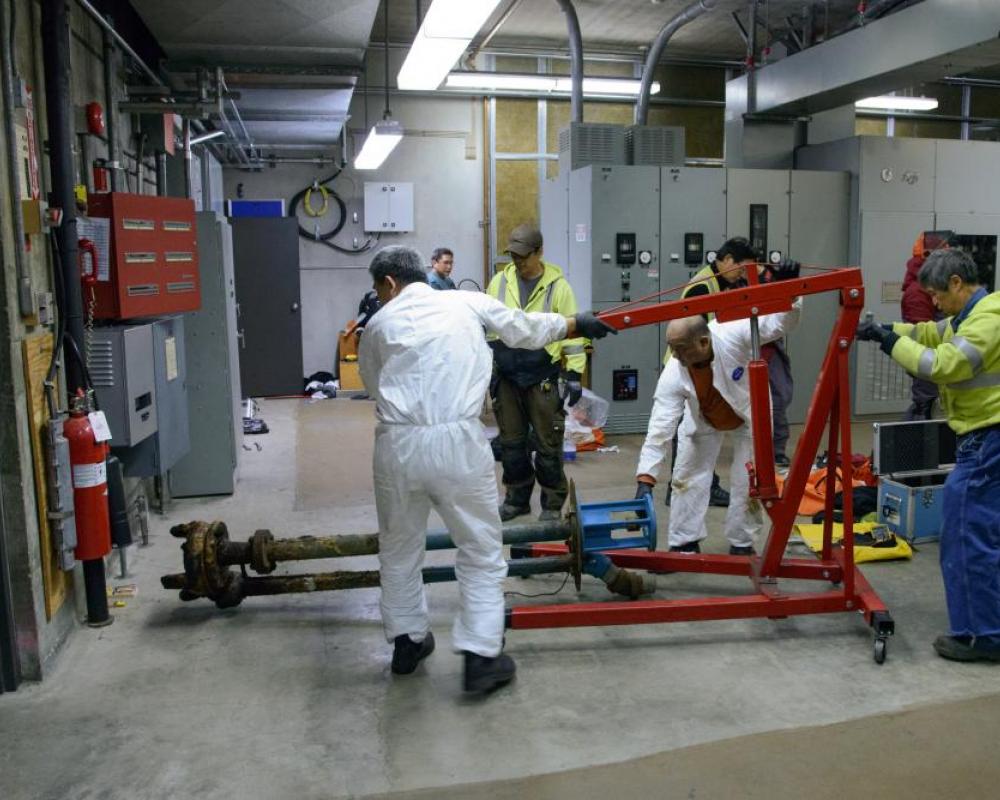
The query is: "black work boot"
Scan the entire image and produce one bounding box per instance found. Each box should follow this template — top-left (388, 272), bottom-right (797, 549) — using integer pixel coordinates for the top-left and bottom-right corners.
top-left (538, 509), bottom-right (561, 522)
top-left (463, 650), bottom-right (517, 694)
top-left (391, 632), bottom-right (435, 675)
top-left (933, 635), bottom-right (1000, 663)
top-left (709, 474), bottom-right (730, 508)
top-left (728, 545), bottom-right (755, 556)
top-left (668, 541), bottom-right (701, 553)
top-left (499, 502), bottom-right (531, 522)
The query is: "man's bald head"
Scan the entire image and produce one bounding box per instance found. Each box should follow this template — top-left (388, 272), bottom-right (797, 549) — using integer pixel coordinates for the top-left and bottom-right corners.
top-left (667, 315), bottom-right (712, 367)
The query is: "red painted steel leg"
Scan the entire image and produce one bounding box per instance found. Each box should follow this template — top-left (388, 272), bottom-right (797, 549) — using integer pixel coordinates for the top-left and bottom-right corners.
top-left (821, 393), bottom-right (839, 563)
top-left (749, 360), bottom-right (777, 498)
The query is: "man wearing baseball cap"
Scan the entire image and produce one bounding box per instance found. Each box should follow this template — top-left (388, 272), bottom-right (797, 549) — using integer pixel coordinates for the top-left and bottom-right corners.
top-left (486, 223), bottom-right (588, 522)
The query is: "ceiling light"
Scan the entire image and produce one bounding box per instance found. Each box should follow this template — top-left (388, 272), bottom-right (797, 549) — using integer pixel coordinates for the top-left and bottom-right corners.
top-left (855, 95), bottom-right (939, 111)
top-left (354, 120), bottom-right (403, 170)
top-left (189, 129), bottom-right (226, 145)
top-left (397, 0), bottom-right (504, 90)
top-left (444, 72), bottom-right (660, 97)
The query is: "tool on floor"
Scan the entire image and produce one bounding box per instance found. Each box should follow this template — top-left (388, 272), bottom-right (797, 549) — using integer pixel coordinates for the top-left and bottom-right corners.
top-left (160, 487), bottom-right (657, 608)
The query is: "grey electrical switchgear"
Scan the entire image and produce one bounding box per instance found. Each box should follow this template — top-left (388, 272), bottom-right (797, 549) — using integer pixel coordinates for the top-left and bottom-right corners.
top-left (170, 212), bottom-right (243, 497)
top-left (89, 324), bottom-right (157, 447)
top-left (568, 165), bottom-right (661, 432)
top-left (116, 316), bottom-right (191, 479)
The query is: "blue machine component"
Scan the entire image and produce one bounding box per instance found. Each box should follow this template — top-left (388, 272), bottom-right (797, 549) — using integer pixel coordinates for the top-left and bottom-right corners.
top-left (582, 552), bottom-right (613, 579)
top-left (578, 494), bottom-right (657, 553)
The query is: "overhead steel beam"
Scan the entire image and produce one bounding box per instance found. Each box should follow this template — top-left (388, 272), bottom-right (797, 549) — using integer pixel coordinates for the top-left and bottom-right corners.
top-left (231, 109), bottom-right (351, 122)
top-left (729, 0), bottom-right (1000, 117)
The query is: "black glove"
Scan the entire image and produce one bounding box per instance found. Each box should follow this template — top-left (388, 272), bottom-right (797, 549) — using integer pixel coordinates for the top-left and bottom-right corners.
top-left (561, 371), bottom-right (583, 407)
top-left (574, 312), bottom-right (617, 340)
top-left (856, 320), bottom-right (900, 355)
top-left (634, 482), bottom-right (653, 500)
top-left (769, 258), bottom-right (801, 281)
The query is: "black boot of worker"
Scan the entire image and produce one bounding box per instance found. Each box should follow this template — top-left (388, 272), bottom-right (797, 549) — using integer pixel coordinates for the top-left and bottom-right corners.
top-left (463, 651), bottom-right (517, 693)
top-left (391, 632), bottom-right (435, 675)
top-left (709, 473), bottom-right (730, 508)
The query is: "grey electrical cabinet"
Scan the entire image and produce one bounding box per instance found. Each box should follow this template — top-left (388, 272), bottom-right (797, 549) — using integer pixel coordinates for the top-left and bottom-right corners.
top-left (568, 165), bottom-right (662, 433)
top-left (90, 324), bottom-right (157, 447)
top-left (795, 135), bottom-right (1000, 416)
top-left (116, 316), bottom-right (191, 479)
top-left (170, 212), bottom-right (243, 497)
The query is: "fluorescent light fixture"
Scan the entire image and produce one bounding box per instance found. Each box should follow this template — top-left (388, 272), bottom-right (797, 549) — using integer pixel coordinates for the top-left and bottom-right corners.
top-left (397, 0), bottom-right (504, 90)
top-left (444, 72), bottom-right (660, 96)
top-left (855, 95), bottom-right (939, 111)
top-left (354, 120), bottom-right (403, 170)
top-left (189, 129), bottom-right (226, 145)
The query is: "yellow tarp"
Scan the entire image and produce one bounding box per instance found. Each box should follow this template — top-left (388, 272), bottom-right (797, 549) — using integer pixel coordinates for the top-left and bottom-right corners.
top-left (793, 522), bottom-right (913, 563)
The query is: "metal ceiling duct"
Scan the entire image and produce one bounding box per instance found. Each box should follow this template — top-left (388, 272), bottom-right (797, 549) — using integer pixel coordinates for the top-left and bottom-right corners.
top-left (732, 0), bottom-right (1000, 117)
top-left (555, 0), bottom-right (583, 122)
top-left (635, 0), bottom-right (716, 126)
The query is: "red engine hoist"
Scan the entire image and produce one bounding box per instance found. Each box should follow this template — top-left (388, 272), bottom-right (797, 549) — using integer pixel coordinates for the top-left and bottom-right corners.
top-left (506, 265), bottom-right (896, 664)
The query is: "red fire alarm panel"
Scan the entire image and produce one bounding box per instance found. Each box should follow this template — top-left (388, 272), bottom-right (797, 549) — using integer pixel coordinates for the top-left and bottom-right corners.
top-left (84, 193), bottom-right (201, 319)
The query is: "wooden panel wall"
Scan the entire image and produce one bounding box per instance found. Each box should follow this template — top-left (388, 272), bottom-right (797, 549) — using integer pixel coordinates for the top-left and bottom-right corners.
top-left (21, 333), bottom-right (69, 619)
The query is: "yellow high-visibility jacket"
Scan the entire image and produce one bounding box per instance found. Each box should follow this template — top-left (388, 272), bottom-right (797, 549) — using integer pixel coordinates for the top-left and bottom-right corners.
top-left (486, 261), bottom-right (587, 384)
top-left (890, 290), bottom-right (1000, 435)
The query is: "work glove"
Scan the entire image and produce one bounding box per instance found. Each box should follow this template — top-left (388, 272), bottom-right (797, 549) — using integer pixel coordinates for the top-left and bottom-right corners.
top-left (855, 320), bottom-right (900, 355)
top-left (561, 371), bottom-right (583, 407)
top-left (769, 257), bottom-right (801, 281)
top-left (574, 312), bottom-right (618, 340)
top-left (634, 482), bottom-right (654, 500)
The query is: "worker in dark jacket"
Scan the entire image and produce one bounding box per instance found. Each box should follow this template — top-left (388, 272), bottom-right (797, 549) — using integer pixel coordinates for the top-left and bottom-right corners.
top-left (901, 233), bottom-right (940, 420)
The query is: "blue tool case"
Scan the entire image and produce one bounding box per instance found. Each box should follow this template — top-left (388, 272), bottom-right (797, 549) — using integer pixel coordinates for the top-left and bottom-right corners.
top-left (873, 420), bottom-right (956, 543)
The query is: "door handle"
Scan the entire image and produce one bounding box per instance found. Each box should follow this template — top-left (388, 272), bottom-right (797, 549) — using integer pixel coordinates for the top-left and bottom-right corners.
top-left (237, 329), bottom-right (245, 349)
top-left (291, 302), bottom-right (300, 312)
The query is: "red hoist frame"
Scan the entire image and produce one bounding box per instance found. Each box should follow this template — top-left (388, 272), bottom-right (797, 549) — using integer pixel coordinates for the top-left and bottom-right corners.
top-left (506, 266), bottom-right (896, 664)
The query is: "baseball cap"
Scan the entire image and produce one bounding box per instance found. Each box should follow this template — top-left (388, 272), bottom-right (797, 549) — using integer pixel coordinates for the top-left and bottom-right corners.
top-left (506, 224), bottom-right (543, 257)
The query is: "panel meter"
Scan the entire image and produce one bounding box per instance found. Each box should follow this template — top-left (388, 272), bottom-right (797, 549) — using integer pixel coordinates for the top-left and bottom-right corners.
top-left (749, 204), bottom-right (768, 261)
top-left (684, 232), bottom-right (704, 265)
top-left (616, 232), bottom-right (636, 265)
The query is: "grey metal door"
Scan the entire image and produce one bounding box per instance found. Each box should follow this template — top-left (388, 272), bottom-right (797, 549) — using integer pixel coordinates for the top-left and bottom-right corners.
top-left (231, 217), bottom-right (303, 397)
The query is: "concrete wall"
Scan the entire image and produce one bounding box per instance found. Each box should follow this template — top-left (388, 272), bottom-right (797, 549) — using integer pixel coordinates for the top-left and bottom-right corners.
top-left (224, 91), bottom-right (485, 377)
top-left (0, 0), bottom-right (147, 680)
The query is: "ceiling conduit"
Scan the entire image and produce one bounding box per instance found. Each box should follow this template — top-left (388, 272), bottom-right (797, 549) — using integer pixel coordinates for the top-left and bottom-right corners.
top-left (554, 0), bottom-right (583, 123)
top-left (635, 0), bottom-right (716, 125)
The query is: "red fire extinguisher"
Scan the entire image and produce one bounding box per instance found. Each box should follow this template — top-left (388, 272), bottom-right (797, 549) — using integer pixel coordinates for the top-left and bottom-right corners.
top-left (64, 395), bottom-right (111, 561)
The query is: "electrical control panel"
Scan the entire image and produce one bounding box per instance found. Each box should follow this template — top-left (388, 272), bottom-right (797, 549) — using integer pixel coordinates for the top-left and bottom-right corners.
top-left (684, 232), bottom-right (704, 265)
top-left (85, 193), bottom-right (201, 319)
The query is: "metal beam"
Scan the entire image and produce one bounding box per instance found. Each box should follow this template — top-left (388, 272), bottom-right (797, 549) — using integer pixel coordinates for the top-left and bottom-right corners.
top-left (730, 0), bottom-right (1000, 117)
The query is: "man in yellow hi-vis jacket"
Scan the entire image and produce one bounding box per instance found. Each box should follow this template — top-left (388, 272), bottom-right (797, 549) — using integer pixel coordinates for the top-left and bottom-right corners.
top-left (487, 224), bottom-right (588, 522)
top-left (858, 248), bottom-right (1000, 663)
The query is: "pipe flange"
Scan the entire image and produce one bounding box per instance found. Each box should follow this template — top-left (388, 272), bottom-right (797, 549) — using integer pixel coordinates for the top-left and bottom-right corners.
top-left (249, 529), bottom-right (276, 574)
top-left (178, 520), bottom-right (238, 603)
top-left (566, 480), bottom-right (584, 591)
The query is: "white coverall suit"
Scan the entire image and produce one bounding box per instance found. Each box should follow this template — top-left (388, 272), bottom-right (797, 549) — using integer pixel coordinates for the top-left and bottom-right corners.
top-left (359, 281), bottom-right (568, 657)
top-left (636, 301), bottom-right (801, 549)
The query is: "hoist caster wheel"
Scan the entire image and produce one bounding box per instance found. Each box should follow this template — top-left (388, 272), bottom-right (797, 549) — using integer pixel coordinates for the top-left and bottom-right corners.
top-left (873, 637), bottom-right (888, 665)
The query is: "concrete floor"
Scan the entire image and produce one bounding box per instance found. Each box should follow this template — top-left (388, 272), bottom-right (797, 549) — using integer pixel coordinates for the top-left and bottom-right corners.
top-left (2, 398), bottom-right (1000, 800)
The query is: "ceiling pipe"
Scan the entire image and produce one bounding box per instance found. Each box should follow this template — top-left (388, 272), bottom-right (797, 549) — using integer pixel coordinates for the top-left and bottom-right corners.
top-left (635, 0), bottom-right (716, 125)
top-left (74, 0), bottom-right (164, 87)
top-left (465, 0), bottom-right (524, 68)
top-left (554, 0), bottom-right (583, 123)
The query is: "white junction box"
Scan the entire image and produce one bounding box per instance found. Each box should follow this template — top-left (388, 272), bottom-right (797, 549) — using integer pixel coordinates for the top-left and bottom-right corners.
top-left (364, 182), bottom-right (414, 233)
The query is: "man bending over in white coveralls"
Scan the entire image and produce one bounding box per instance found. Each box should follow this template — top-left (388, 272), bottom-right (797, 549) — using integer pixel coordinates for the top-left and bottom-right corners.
top-left (359, 246), bottom-right (616, 693)
top-left (635, 288), bottom-right (802, 555)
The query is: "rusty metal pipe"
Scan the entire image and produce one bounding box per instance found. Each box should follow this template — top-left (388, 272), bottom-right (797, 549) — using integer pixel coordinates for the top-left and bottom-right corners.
top-left (209, 520), bottom-right (573, 569)
top-left (162, 556), bottom-right (573, 602)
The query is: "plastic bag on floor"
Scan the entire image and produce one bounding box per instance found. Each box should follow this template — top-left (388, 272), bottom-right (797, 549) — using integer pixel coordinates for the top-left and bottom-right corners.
top-left (565, 388), bottom-right (609, 450)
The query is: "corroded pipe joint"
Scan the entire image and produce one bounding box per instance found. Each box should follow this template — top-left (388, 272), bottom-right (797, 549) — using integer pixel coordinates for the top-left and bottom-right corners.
top-left (249, 529), bottom-right (276, 573)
